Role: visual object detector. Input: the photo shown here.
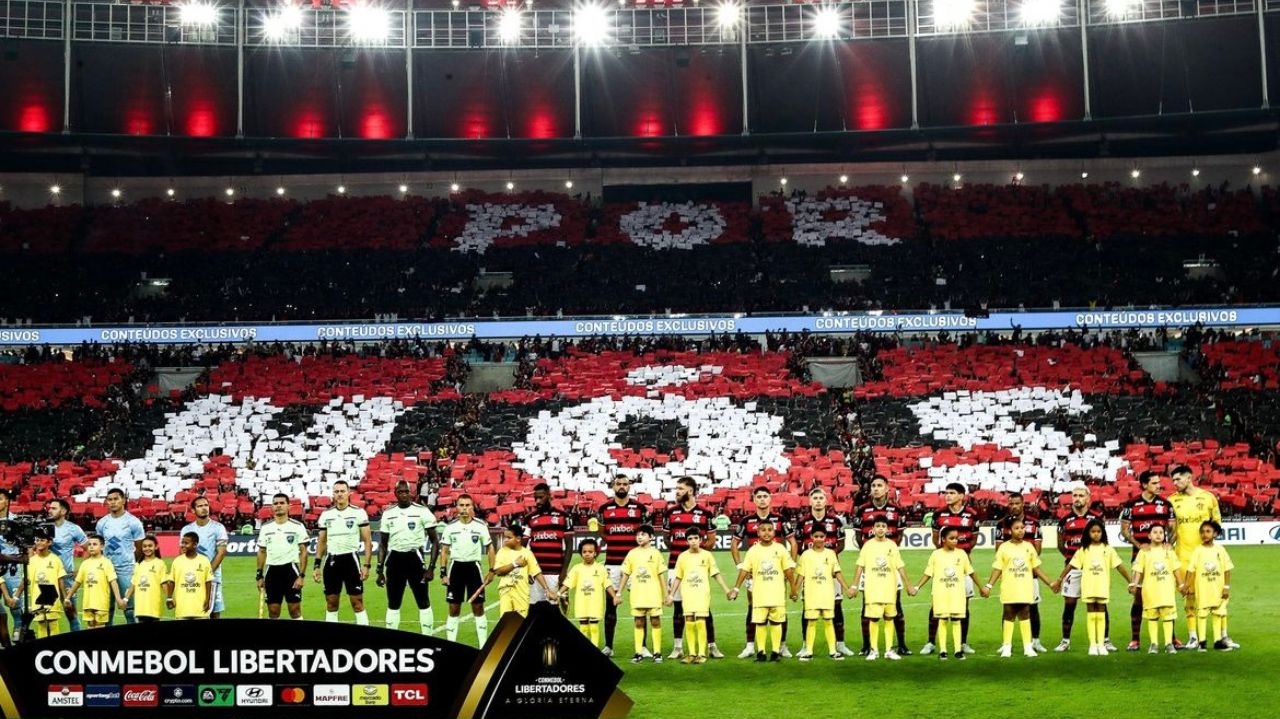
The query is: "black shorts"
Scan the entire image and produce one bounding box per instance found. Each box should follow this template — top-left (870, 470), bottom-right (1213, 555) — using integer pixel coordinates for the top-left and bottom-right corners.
top-left (445, 561), bottom-right (484, 604)
top-left (264, 564), bottom-right (303, 606)
top-left (322, 553), bottom-right (365, 597)
top-left (385, 550), bottom-right (431, 609)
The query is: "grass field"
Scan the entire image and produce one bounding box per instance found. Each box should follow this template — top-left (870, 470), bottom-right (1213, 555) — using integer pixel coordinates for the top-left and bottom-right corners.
top-left (207, 547), bottom-right (1276, 718)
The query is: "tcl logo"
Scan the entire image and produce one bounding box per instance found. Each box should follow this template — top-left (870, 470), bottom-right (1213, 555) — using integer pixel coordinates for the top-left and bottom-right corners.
top-left (390, 684), bottom-right (428, 707)
top-left (122, 686), bottom-right (159, 707)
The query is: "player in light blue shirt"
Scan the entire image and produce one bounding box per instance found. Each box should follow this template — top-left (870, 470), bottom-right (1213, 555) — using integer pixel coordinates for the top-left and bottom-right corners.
top-left (0, 489), bottom-right (23, 643)
top-left (95, 488), bottom-right (145, 625)
top-left (180, 496), bottom-right (229, 617)
top-left (46, 498), bottom-right (87, 631)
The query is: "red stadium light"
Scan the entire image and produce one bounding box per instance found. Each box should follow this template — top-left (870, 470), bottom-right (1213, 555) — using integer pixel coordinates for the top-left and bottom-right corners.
top-left (360, 107), bottom-right (392, 139)
top-left (968, 95), bottom-right (998, 126)
top-left (525, 109), bottom-right (558, 139)
top-left (689, 102), bottom-right (721, 136)
top-left (185, 102), bottom-right (218, 137)
top-left (18, 102), bottom-right (51, 133)
top-left (125, 109), bottom-right (154, 136)
top-left (294, 109), bottom-right (326, 138)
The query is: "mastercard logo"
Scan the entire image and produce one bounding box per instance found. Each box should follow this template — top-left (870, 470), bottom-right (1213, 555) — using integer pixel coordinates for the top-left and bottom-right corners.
top-left (278, 688), bottom-right (307, 705)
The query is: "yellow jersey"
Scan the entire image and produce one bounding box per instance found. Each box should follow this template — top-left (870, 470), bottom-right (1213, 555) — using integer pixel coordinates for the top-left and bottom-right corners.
top-left (621, 545), bottom-right (666, 610)
top-left (856, 538), bottom-right (904, 604)
top-left (562, 562), bottom-right (610, 621)
top-left (132, 557), bottom-right (168, 619)
top-left (1070, 544), bottom-right (1122, 601)
top-left (673, 550), bottom-right (718, 616)
top-left (742, 541), bottom-right (795, 608)
top-left (992, 540), bottom-right (1041, 605)
top-left (75, 556), bottom-right (118, 613)
top-left (796, 548), bottom-right (841, 612)
top-left (1186, 543), bottom-right (1233, 609)
top-left (27, 552), bottom-right (65, 617)
top-left (1133, 545), bottom-right (1180, 609)
top-left (169, 553), bottom-right (213, 619)
top-left (495, 546), bottom-right (541, 616)
top-left (1168, 489), bottom-right (1221, 562)
top-left (924, 548), bottom-right (972, 616)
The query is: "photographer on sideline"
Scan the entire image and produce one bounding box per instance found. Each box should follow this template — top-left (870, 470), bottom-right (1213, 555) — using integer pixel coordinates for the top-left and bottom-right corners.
top-left (0, 489), bottom-right (27, 645)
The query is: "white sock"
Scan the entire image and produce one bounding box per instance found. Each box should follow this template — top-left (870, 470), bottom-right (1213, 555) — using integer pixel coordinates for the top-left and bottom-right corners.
top-left (419, 608), bottom-right (434, 634)
top-left (673, 638), bottom-right (683, 650)
top-left (293, 615), bottom-right (305, 621)
top-left (385, 609), bottom-right (401, 630)
top-left (446, 617), bottom-right (459, 642)
top-left (354, 610), bottom-right (369, 626)
top-left (325, 611), bottom-right (339, 623)
top-left (476, 617), bottom-right (490, 646)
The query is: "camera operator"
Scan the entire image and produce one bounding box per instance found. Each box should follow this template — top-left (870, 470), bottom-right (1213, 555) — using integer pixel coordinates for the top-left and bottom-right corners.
top-left (46, 499), bottom-right (87, 631)
top-left (0, 489), bottom-right (26, 645)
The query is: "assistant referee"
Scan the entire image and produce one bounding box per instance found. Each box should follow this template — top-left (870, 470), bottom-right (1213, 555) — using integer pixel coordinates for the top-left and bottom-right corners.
top-left (377, 480), bottom-right (440, 634)
top-left (255, 494), bottom-right (309, 620)
top-left (439, 495), bottom-right (496, 647)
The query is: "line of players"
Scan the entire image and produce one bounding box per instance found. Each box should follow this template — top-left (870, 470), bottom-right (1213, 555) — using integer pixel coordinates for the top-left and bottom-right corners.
top-left (0, 460), bottom-right (1236, 663)
top-left (555, 467), bottom-right (1239, 662)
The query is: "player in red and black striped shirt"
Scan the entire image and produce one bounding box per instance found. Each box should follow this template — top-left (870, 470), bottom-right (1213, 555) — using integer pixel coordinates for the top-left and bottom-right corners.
top-left (852, 476), bottom-right (909, 656)
top-left (731, 486), bottom-right (794, 658)
top-left (995, 491), bottom-right (1048, 653)
top-left (598, 475), bottom-right (649, 656)
top-left (663, 477), bottom-right (722, 659)
top-left (1119, 470), bottom-right (1177, 649)
top-left (922, 483), bottom-right (981, 655)
top-left (794, 486), bottom-right (857, 657)
top-left (522, 483), bottom-right (574, 607)
top-left (1055, 482), bottom-right (1109, 652)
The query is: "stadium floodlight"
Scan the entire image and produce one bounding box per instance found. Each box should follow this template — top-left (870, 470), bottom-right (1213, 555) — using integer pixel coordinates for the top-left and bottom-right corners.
top-left (262, 4), bottom-right (303, 41)
top-left (225, 187), bottom-right (235, 197)
top-left (900, 174), bottom-right (909, 184)
top-left (952, 173), bottom-right (962, 182)
top-left (1014, 171), bottom-right (1025, 181)
top-left (1253, 166), bottom-right (1262, 175)
top-left (49, 184), bottom-right (61, 195)
top-left (110, 188), bottom-right (122, 199)
top-left (450, 182), bottom-right (460, 192)
top-left (779, 177), bottom-right (788, 186)
top-left (276, 186), bottom-right (286, 196)
top-left (565, 180), bottom-right (574, 189)
top-left (574, 4), bottom-right (610, 46)
top-left (716, 2), bottom-right (741, 28)
top-left (932, 0), bottom-right (975, 31)
top-left (1191, 168), bottom-right (1200, 177)
top-left (1020, 0), bottom-right (1061, 26)
top-left (812, 6), bottom-right (841, 38)
top-left (497, 8), bottom-right (522, 44)
top-left (347, 3), bottom-right (390, 44)
top-left (398, 184), bottom-right (408, 193)
top-left (166, 188), bottom-right (175, 197)
top-left (179, 2), bottom-right (219, 26)
top-left (838, 174), bottom-right (848, 184)
top-left (506, 181), bottom-right (515, 191)
top-left (451, 0), bottom-right (459, 7)
top-left (1130, 168), bottom-right (1141, 179)
top-left (1103, 0), bottom-right (1136, 19)
top-left (1081, 171), bottom-right (1089, 179)
top-left (336, 185), bottom-right (346, 194)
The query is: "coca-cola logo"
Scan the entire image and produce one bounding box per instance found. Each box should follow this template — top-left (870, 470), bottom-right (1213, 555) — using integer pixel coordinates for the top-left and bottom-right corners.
top-left (122, 685), bottom-right (159, 707)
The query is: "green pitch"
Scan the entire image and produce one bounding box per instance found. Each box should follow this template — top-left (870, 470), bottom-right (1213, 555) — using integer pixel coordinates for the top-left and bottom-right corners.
top-left (215, 547), bottom-right (1275, 718)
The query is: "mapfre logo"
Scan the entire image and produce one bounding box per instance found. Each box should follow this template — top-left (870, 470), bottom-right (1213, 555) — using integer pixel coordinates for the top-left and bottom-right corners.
top-left (390, 684), bottom-right (429, 706)
top-left (312, 684), bottom-right (351, 707)
top-left (48, 685), bottom-right (84, 707)
top-left (123, 685), bottom-right (160, 707)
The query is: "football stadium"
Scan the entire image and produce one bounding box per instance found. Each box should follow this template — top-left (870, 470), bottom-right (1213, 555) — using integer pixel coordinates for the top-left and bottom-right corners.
top-left (0, 0), bottom-right (1279, 715)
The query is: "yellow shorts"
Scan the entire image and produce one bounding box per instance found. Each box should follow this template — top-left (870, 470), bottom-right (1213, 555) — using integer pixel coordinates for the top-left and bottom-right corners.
top-left (1196, 600), bottom-right (1228, 618)
top-left (863, 602), bottom-right (897, 620)
top-left (681, 607), bottom-right (710, 619)
top-left (751, 606), bottom-right (786, 624)
top-left (1142, 605), bottom-right (1176, 621)
top-left (804, 608), bottom-right (834, 621)
top-left (499, 594), bottom-right (529, 617)
top-left (83, 609), bottom-right (110, 625)
top-left (631, 607), bottom-right (661, 619)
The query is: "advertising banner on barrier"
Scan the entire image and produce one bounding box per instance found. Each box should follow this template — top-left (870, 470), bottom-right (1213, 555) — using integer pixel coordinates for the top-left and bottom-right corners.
top-left (0, 607), bottom-right (630, 719)
top-left (4, 306), bottom-right (1278, 345)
